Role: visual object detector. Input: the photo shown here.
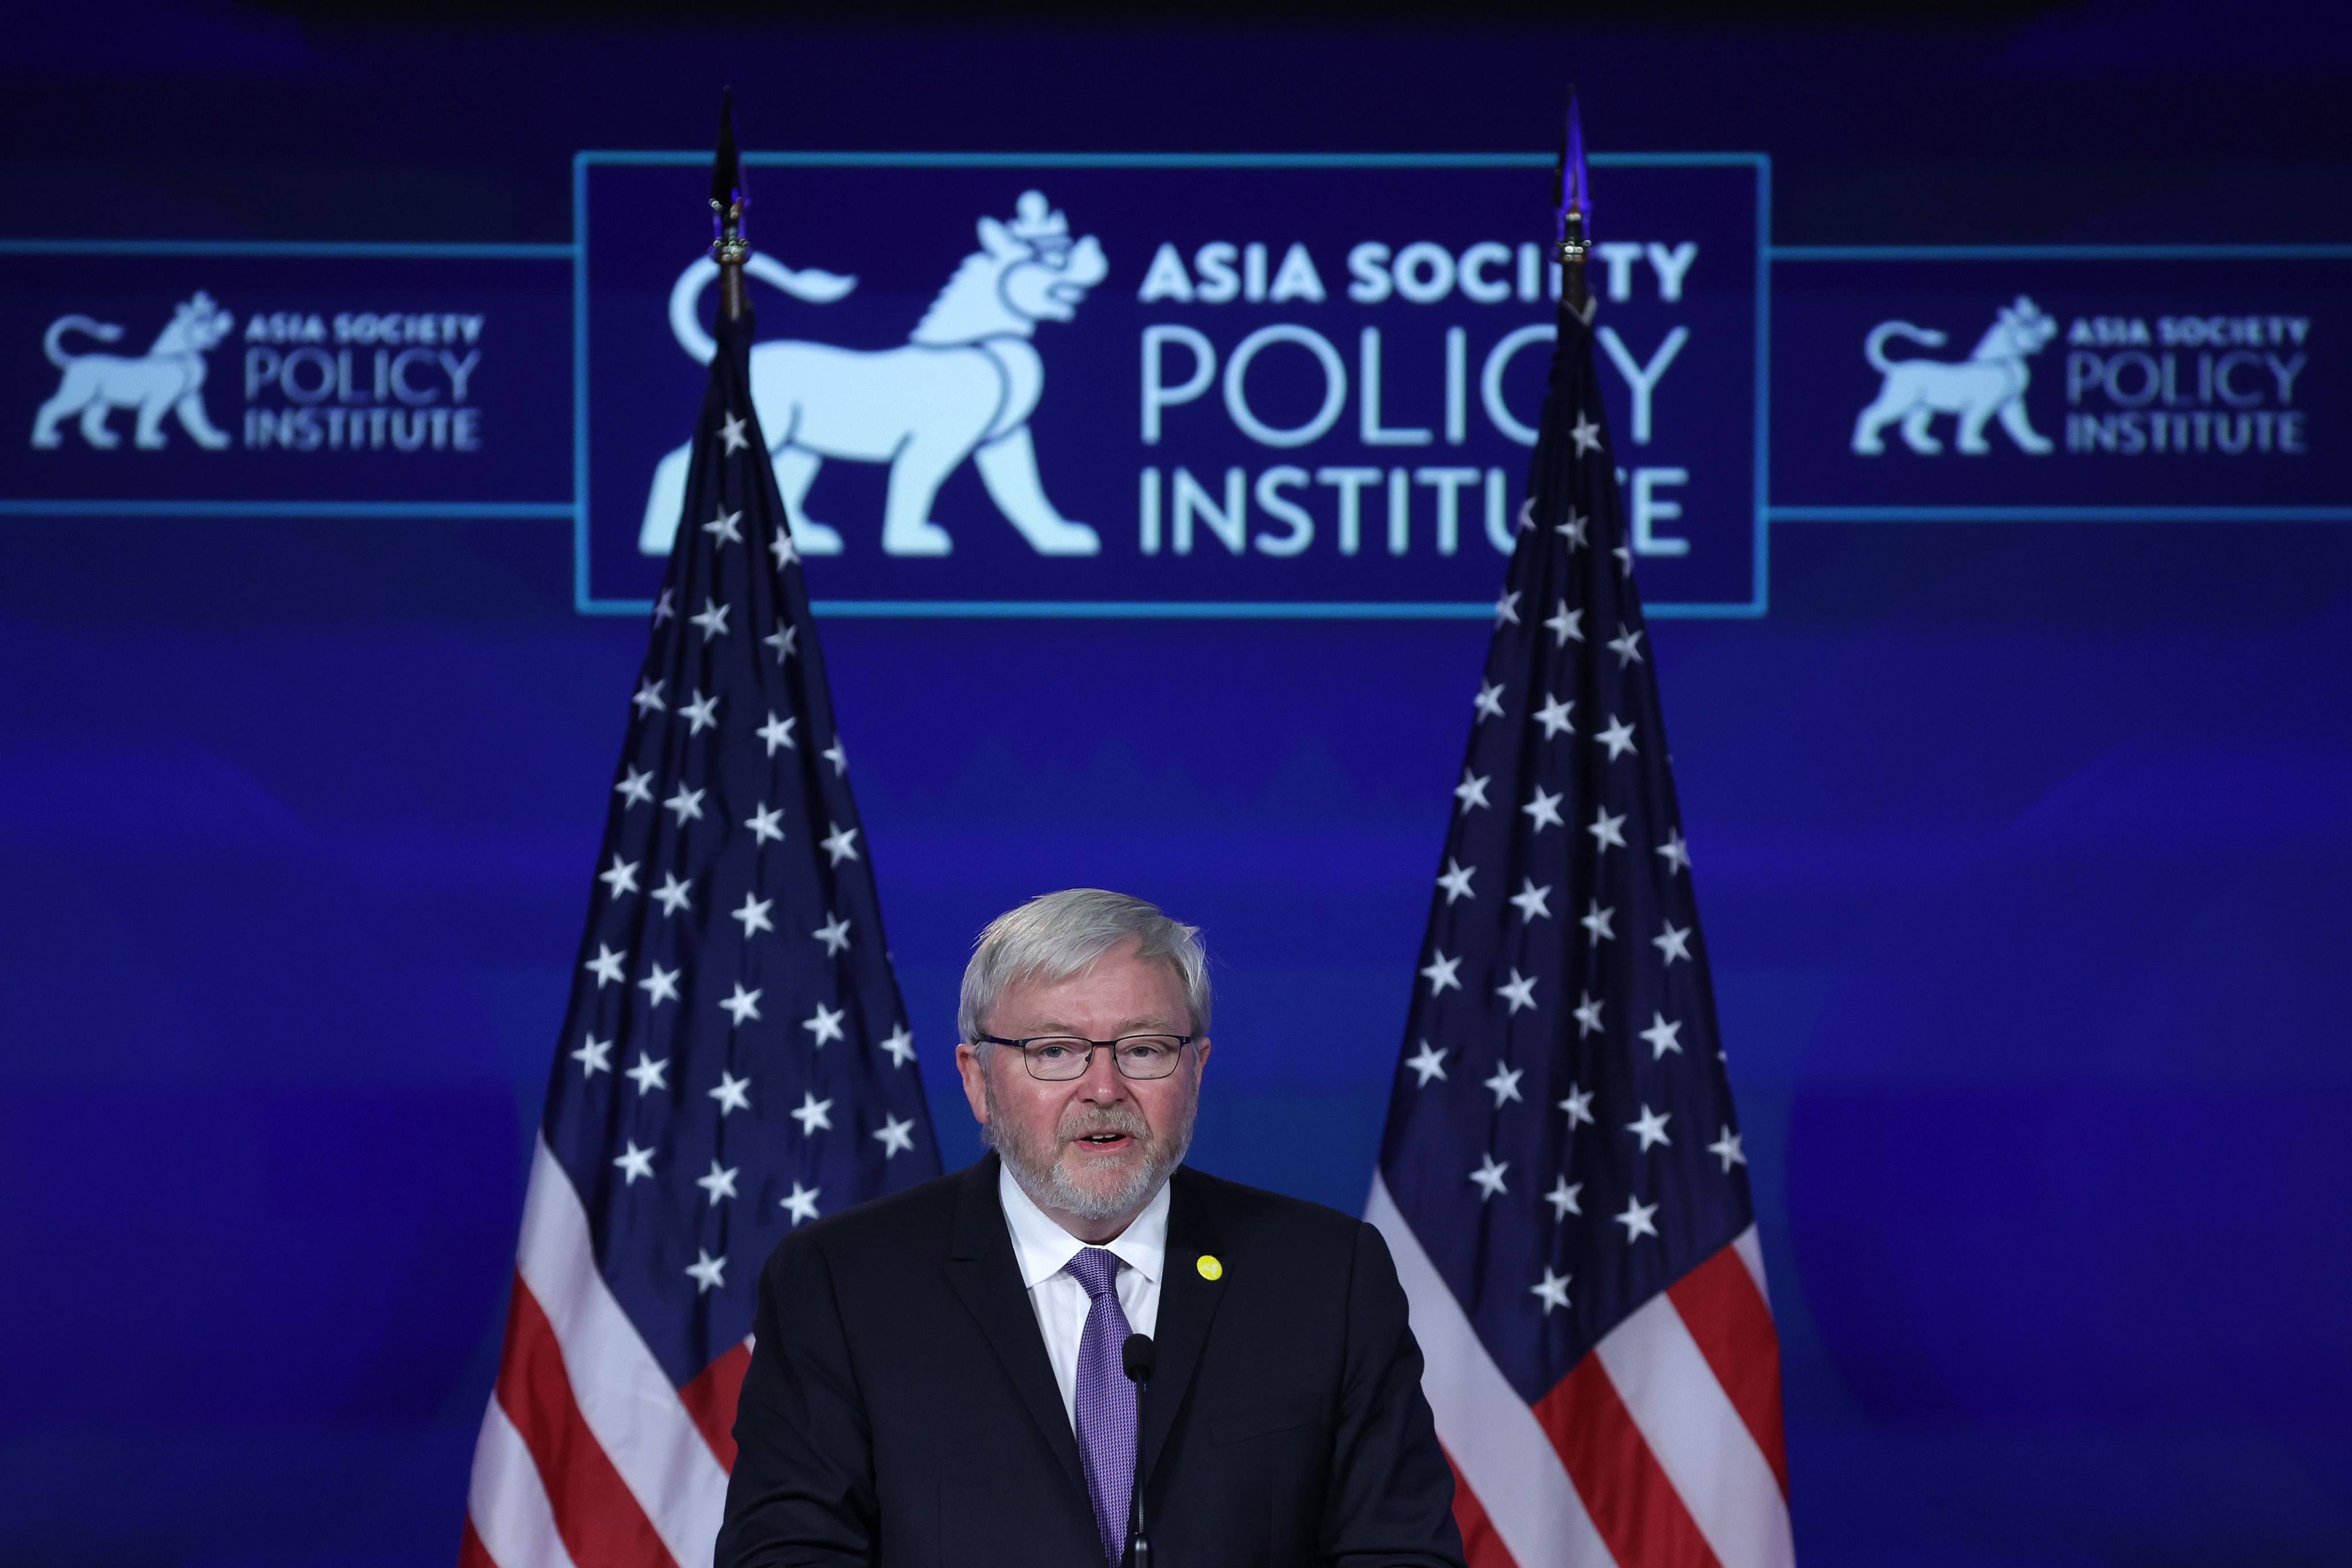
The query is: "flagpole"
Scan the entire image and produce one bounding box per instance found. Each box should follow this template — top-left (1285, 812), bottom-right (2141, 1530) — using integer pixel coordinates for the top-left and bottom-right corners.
top-left (1554, 87), bottom-right (1590, 318)
top-left (712, 87), bottom-right (750, 324)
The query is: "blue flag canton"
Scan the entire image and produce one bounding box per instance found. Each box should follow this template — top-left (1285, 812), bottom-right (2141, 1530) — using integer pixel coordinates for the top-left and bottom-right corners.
top-left (541, 313), bottom-right (940, 1387)
top-left (1378, 300), bottom-right (1752, 1406)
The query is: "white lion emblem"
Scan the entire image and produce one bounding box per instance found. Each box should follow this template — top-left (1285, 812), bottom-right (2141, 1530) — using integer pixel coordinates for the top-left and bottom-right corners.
top-left (1851, 295), bottom-right (2059, 456)
top-left (32, 292), bottom-right (236, 452)
top-left (640, 189), bottom-right (1108, 557)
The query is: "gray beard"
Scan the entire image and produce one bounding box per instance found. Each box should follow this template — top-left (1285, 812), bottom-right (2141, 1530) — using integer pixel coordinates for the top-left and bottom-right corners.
top-left (984, 1063), bottom-right (1197, 1224)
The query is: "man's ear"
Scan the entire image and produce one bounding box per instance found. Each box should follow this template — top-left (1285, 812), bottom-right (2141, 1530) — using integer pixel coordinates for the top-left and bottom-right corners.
top-left (955, 1040), bottom-right (992, 1126)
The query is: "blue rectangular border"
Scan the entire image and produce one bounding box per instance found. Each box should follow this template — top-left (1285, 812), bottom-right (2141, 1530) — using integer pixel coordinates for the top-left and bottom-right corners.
top-left (568, 149), bottom-right (1775, 620)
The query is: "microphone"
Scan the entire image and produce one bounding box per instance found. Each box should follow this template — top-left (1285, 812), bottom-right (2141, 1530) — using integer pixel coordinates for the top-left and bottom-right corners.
top-left (1121, 1333), bottom-right (1155, 1568)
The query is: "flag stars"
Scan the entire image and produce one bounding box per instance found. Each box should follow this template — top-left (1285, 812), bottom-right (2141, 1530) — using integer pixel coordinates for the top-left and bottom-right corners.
top-left (719, 983), bottom-right (763, 1027)
top-left (632, 678), bottom-right (666, 716)
top-left (1558, 1083), bottom-right (1596, 1127)
top-left (744, 804), bottom-right (785, 846)
top-left (1473, 681), bottom-right (1506, 722)
top-left (1530, 1267), bottom-right (1572, 1315)
top-left (763, 624), bottom-right (797, 664)
top-left (1405, 1040), bottom-right (1448, 1086)
top-left (638, 963), bottom-right (681, 1008)
top-left (625, 1052), bottom-right (670, 1095)
top-left (1522, 786), bottom-right (1565, 833)
top-left (1557, 508), bottom-right (1589, 549)
top-left (1606, 625), bottom-right (1645, 668)
top-left (1596, 715), bottom-right (1638, 760)
top-left (1421, 950), bottom-right (1463, 996)
top-left (686, 1250), bottom-right (728, 1293)
top-left (652, 873), bottom-right (693, 917)
top-left (702, 506), bottom-right (744, 545)
top-left (1613, 544), bottom-right (1634, 577)
top-left (1580, 900), bottom-right (1616, 946)
top-left (681, 691), bottom-right (720, 734)
top-left (1496, 968), bottom-right (1539, 1014)
top-left (1573, 994), bottom-right (1605, 1039)
top-left (598, 855), bottom-right (640, 898)
top-left (822, 740), bottom-right (847, 776)
top-left (879, 1025), bottom-right (916, 1068)
top-left (1654, 922), bottom-right (1694, 966)
top-left (1626, 1104), bottom-right (1673, 1152)
top-left (1657, 828), bottom-right (1692, 876)
top-left (719, 411), bottom-right (750, 454)
top-left (651, 589), bottom-right (676, 625)
top-left (1615, 1195), bottom-right (1661, 1243)
top-left (732, 893), bottom-right (775, 939)
top-left (571, 1033), bottom-right (613, 1078)
top-left (1708, 1127), bottom-right (1747, 1172)
top-left (873, 1115), bottom-right (918, 1158)
top-left (780, 1182), bottom-right (821, 1225)
top-left (757, 712), bottom-right (798, 755)
top-left (584, 944), bottom-right (626, 988)
top-left (803, 1001), bottom-right (848, 1047)
top-left (1587, 806), bottom-right (1628, 854)
top-left (613, 1141), bottom-right (655, 1184)
top-left (1639, 1012), bottom-right (1684, 1060)
top-left (820, 823), bottom-right (860, 866)
top-left (1570, 411), bottom-right (1603, 456)
top-left (709, 1071), bottom-right (752, 1116)
top-left (1483, 1064), bottom-right (1525, 1106)
top-left (771, 527), bottom-right (800, 569)
top-left (790, 1091), bottom-right (834, 1136)
top-left (1534, 694), bottom-right (1576, 740)
top-left (663, 784), bottom-right (706, 824)
top-left (1436, 859), bottom-right (1477, 904)
top-left (1454, 770), bottom-right (1492, 812)
top-left (1469, 1153), bottom-right (1511, 1200)
top-left (696, 1160), bottom-right (740, 1206)
top-left (1509, 878), bottom-right (1553, 923)
top-left (1545, 1178), bottom-right (1584, 1220)
top-left (813, 913), bottom-right (852, 957)
top-left (1495, 590), bottom-right (1522, 627)
top-left (1545, 602), bottom-right (1585, 647)
top-left (615, 767), bottom-right (655, 808)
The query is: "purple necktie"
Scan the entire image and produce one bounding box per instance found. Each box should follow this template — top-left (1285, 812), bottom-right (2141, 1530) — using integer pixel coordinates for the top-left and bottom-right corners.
top-left (1064, 1246), bottom-right (1138, 1567)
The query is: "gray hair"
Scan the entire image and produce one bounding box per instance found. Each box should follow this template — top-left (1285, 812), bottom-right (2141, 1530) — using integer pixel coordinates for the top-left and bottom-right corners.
top-left (958, 889), bottom-right (1210, 1044)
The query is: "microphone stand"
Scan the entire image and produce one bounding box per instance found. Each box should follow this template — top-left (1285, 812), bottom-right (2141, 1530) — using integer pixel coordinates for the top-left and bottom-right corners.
top-left (1121, 1333), bottom-right (1155, 1568)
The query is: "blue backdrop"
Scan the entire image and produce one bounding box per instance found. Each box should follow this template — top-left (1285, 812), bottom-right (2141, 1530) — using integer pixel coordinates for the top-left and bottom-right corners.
top-left (3, 4), bottom-right (2350, 1566)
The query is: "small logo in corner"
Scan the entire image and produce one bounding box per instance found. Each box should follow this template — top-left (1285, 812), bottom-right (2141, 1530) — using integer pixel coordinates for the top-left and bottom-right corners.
top-left (1852, 294), bottom-right (2058, 458)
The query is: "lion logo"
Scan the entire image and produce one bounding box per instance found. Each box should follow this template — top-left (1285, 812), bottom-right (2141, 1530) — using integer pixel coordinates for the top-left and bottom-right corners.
top-left (1851, 295), bottom-right (2059, 457)
top-left (639, 190), bottom-right (1108, 558)
top-left (32, 292), bottom-right (237, 452)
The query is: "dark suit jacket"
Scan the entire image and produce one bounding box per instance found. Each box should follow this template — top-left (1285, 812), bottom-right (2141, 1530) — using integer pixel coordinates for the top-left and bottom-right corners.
top-left (717, 1153), bottom-right (1465, 1568)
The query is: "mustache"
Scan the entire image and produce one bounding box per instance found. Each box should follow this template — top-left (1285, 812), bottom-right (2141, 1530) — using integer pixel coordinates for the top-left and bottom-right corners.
top-left (1058, 1104), bottom-right (1151, 1141)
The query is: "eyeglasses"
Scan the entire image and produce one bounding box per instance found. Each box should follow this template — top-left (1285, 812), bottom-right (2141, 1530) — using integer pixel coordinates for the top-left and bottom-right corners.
top-left (974, 1033), bottom-right (1195, 1082)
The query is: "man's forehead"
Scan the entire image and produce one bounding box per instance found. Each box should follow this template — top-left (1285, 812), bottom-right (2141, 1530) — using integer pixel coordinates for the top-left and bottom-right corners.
top-left (993, 946), bottom-right (1188, 1021)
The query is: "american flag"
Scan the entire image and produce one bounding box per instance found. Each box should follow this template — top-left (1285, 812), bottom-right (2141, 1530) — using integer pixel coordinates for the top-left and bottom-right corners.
top-left (460, 303), bottom-right (941, 1568)
top-left (1364, 273), bottom-right (1795, 1563)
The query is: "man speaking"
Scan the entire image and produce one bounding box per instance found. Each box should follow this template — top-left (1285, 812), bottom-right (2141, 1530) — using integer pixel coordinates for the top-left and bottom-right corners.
top-left (718, 888), bottom-right (1465, 1568)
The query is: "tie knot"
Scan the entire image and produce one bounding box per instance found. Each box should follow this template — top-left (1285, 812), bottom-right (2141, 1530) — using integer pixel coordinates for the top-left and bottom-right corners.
top-left (1064, 1246), bottom-right (1122, 1299)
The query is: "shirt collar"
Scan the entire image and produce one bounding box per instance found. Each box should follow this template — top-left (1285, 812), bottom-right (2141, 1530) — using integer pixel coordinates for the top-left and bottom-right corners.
top-left (998, 1157), bottom-right (1170, 1291)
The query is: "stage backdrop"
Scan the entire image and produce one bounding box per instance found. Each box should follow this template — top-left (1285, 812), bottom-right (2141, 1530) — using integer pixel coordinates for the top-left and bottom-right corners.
top-left (2, 6), bottom-right (2349, 1568)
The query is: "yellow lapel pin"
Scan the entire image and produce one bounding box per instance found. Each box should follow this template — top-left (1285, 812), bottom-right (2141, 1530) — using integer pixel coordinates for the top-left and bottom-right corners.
top-left (1196, 1253), bottom-right (1224, 1281)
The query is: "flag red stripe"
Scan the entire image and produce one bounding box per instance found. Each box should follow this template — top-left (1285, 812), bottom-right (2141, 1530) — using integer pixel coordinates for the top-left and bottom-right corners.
top-left (1442, 1447), bottom-right (1523, 1568)
top-left (495, 1273), bottom-right (683, 1568)
top-left (679, 1338), bottom-right (752, 1473)
top-left (1535, 1355), bottom-right (1722, 1568)
top-left (457, 1515), bottom-right (497, 1568)
top-left (1666, 1245), bottom-right (1790, 1497)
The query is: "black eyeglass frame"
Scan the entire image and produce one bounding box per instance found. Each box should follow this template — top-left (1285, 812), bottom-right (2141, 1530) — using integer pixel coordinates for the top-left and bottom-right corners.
top-left (972, 1032), bottom-right (1197, 1081)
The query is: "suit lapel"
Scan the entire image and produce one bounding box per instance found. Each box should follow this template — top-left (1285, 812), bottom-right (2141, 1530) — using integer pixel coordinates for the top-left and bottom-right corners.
top-left (941, 1153), bottom-right (1090, 1501)
top-left (1140, 1166), bottom-right (1229, 1484)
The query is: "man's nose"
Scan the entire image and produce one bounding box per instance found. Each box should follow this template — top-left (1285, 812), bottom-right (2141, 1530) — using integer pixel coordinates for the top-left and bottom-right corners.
top-left (1077, 1044), bottom-right (1128, 1099)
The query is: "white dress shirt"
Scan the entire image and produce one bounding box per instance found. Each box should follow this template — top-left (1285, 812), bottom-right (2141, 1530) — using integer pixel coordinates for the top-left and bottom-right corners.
top-left (997, 1161), bottom-right (1168, 1433)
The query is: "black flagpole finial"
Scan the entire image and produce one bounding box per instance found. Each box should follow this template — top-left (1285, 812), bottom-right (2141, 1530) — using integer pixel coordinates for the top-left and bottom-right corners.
top-left (1554, 86), bottom-right (1591, 311)
top-left (711, 87), bottom-right (751, 321)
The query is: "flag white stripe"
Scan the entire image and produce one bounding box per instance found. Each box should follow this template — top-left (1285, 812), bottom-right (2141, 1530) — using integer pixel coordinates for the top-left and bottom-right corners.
top-left (1592, 1292), bottom-right (1795, 1568)
top-left (1368, 1174), bottom-right (1618, 1568)
top-left (467, 1393), bottom-right (585, 1568)
top-left (515, 1136), bottom-right (729, 1568)
top-left (1731, 1225), bottom-right (1770, 1307)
